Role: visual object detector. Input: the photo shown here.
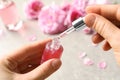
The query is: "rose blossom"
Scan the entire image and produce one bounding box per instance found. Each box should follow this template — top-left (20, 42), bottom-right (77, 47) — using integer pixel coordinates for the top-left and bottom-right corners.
top-left (38, 5), bottom-right (67, 34)
top-left (24, 0), bottom-right (44, 19)
top-left (64, 7), bottom-right (83, 27)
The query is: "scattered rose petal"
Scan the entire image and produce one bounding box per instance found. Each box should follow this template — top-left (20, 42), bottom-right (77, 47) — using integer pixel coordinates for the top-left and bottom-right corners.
top-left (98, 61), bottom-right (107, 69)
top-left (0, 29), bottom-right (4, 37)
top-left (38, 5), bottom-right (67, 34)
top-left (83, 57), bottom-right (94, 66)
top-left (24, 0), bottom-right (44, 19)
top-left (79, 52), bottom-right (87, 59)
top-left (82, 27), bottom-right (94, 34)
top-left (28, 35), bottom-right (37, 41)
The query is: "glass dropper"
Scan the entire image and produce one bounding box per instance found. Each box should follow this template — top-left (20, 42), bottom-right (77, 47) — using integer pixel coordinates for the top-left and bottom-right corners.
top-left (57, 17), bottom-right (85, 39)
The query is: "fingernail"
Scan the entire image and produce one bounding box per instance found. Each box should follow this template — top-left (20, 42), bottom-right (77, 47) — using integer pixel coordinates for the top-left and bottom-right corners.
top-left (52, 59), bottom-right (61, 69)
top-left (85, 14), bottom-right (96, 27)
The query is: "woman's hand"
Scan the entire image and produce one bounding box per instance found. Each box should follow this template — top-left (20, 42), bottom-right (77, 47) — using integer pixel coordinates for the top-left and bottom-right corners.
top-left (85, 5), bottom-right (120, 65)
top-left (0, 39), bottom-right (61, 80)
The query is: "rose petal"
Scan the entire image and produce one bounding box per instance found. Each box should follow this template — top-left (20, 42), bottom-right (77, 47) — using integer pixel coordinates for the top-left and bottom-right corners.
top-left (82, 27), bottom-right (94, 34)
top-left (83, 57), bottom-right (94, 66)
top-left (28, 35), bottom-right (37, 41)
top-left (79, 52), bottom-right (87, 59)
top-left (0, 29), bottom-right (4, 36)
top-left (61, 3), bottom-right (72, 12)
top-left (72, 0), bottom-right (89, 15)
top-left (98, 61), bottom-right (107, 69)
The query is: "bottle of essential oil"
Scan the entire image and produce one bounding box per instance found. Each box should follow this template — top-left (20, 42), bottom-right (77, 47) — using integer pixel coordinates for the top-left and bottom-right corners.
top-left (41, 38), bottom-right (63, 64)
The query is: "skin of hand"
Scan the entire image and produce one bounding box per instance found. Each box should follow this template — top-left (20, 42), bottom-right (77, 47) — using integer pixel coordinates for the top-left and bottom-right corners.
top-left (0, 39), bottom-right (62, 80)
top-left (84, 5), bottom-right (120, 65)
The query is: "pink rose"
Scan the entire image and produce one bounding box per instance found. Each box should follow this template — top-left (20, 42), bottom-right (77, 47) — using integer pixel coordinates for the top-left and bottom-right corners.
top-left (64, 7), bottom-right (83, 27)
top-left (62, 0), bottom-right (88, 27)
top-left (38, 5), bottom-right (67, 34)
top-left (72, 0), bottom-right (89, 15)
top-left (24, 0), bottom-right (44, 19)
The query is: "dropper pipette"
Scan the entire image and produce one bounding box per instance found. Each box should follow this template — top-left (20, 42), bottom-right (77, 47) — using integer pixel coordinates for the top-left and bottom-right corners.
top-left (57, 17), bottom-right (85, 39)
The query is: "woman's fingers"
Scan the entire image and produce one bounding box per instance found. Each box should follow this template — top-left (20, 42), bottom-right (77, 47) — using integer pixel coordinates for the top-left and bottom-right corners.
top-left (86, 5), bottom-right (120, 21)
top-left (85, 13), bottom-right (120, 44)
top-left (102, 41), bottom-right (111, 51)
top-left (92, 33), bottom-right (104, 44)
top-left (17, 56), bottom-right (41, 73)
top-left (92, 33), bottom-right (111, 51)
top-left (7, 39), bottom-right (51, 63)
top-left (24, 59), bottom-right (61, 80)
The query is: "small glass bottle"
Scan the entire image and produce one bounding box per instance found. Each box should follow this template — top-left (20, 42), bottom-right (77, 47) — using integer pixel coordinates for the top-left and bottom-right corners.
top-left (0, 0), bottom-right (22, 30)
top-left (41, 38), bottom-right (63, 64)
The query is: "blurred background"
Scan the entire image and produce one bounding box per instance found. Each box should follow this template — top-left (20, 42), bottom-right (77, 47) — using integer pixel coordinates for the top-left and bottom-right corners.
top-left (0, 0), bottom-right (120, 80)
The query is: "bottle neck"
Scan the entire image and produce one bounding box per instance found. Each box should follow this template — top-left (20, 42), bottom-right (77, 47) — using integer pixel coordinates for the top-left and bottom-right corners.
top-left (51, 38), bottom-right (61, 49)
top-left (46, 38), bottom-right (61, 51)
